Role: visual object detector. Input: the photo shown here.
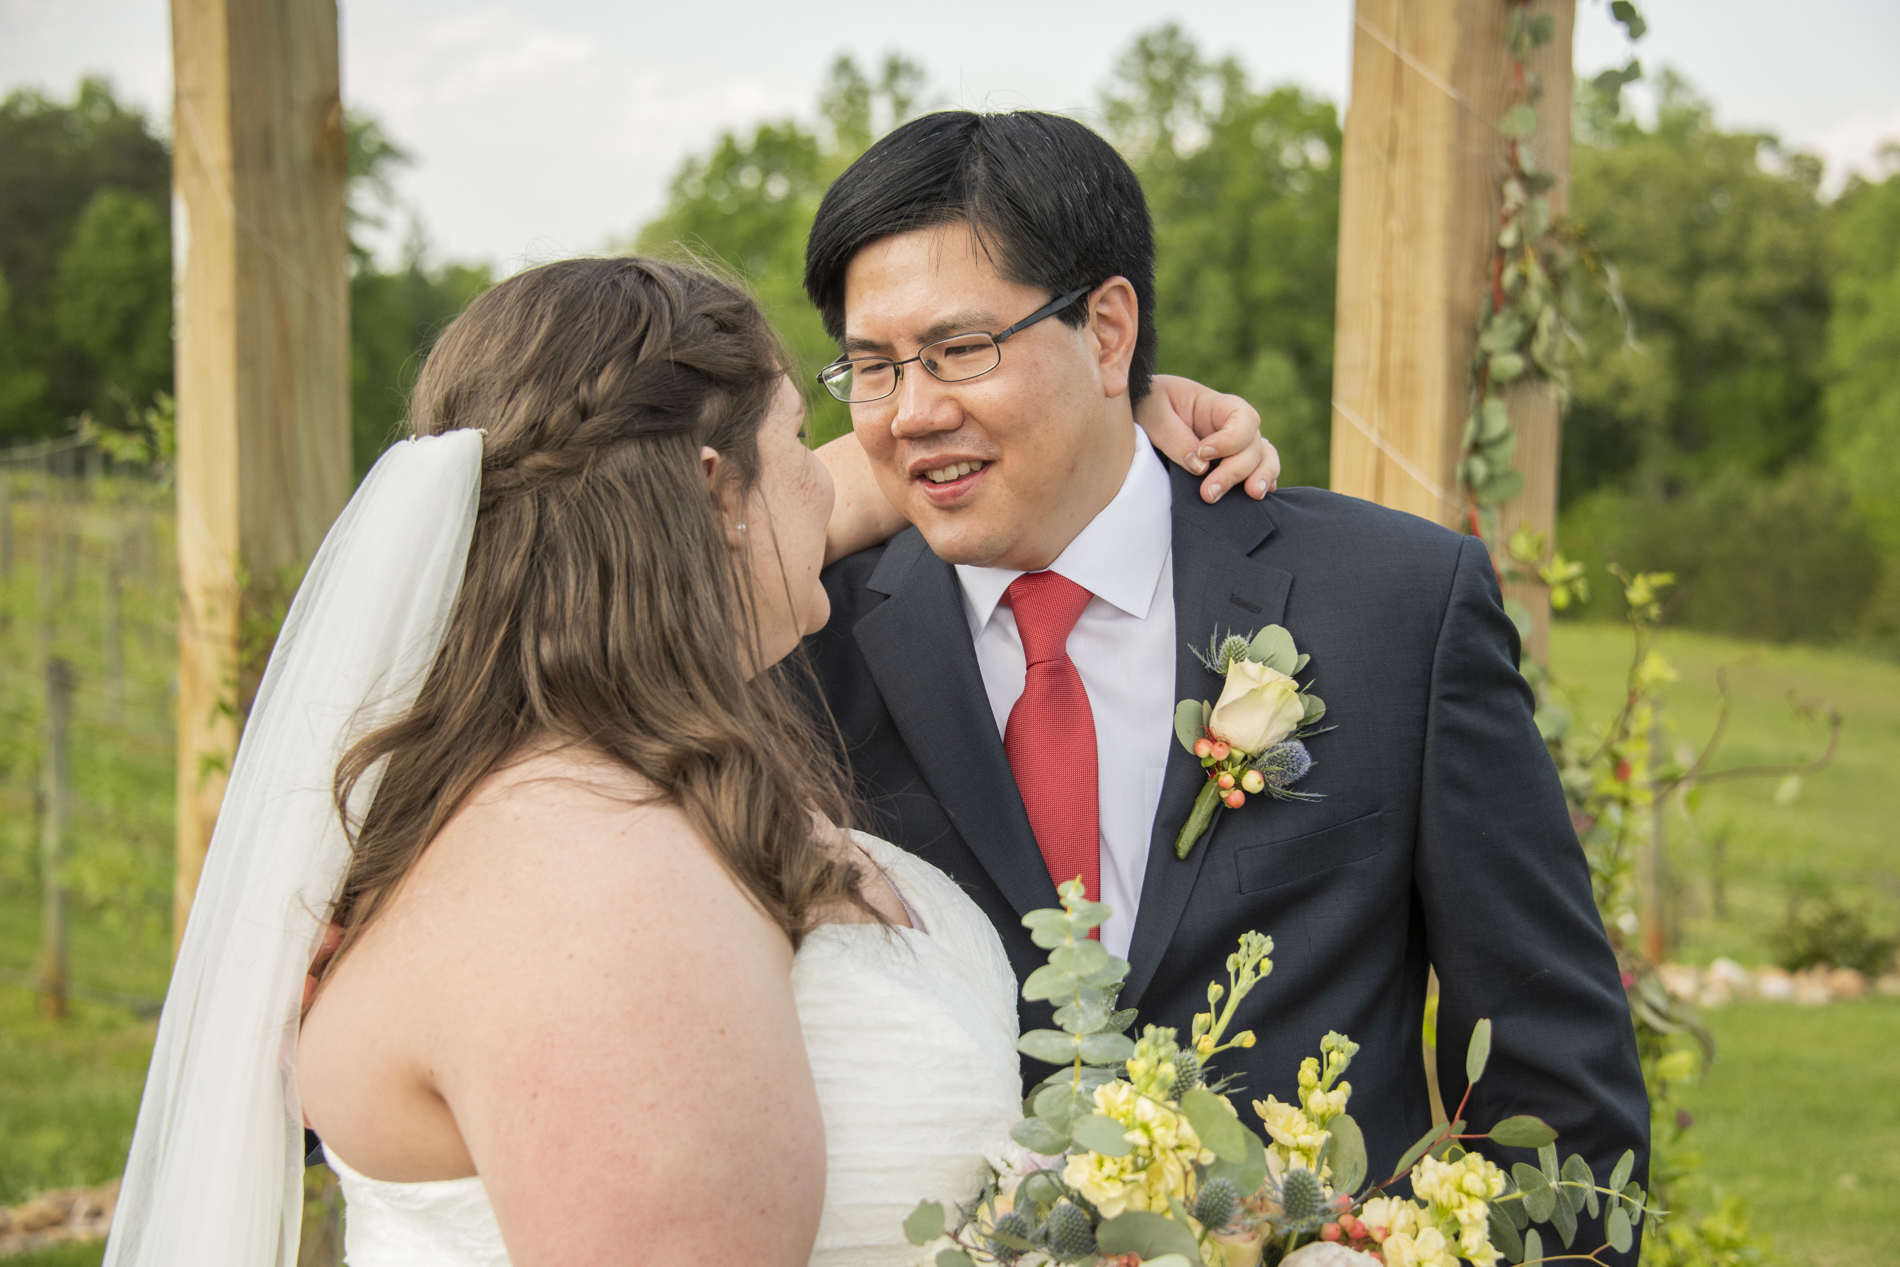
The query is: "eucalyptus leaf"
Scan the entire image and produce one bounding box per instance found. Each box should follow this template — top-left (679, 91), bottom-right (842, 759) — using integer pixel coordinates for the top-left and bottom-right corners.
top-left (1022, 908), bottom-right (1072, 949)
top-left (1078, 1031), bottom-right (1136, 1066)
top-left (1071, 1113), bottom-right (1135, 1158)
top-left (1021, 1169), bottom-right (1064, 1206)
top-left (1293, 653), bottom-right (1310, 673)
top-left (1247, 624), bottom-right (1299, 674)
top-left (1301, 693), bottom-right (1326, 724)
top-left (1511, 1163), bottom-right (1556, 1223)
top-left (1180, 1088), bottom-right (1248, 1163)
top-left (1487, 1115), bottom-right (1557, 1148)
top-left (1504, 1179), bottom-right (1531, 1229)
top-left (1608, 1149), bottom-right (1634, 1197)
top-left (1607, 1206), bottom-right (1633, 1254)
top-left (1488, 1201), bottom-right (1525, 1264)
top-left (1394, 1124), bottom-right (1447, 1177)
top-left (1623, 1182), bottom-right (1644, 1222)
top-left (1052, 940), bottom-right (1110, 976)
top-left (1082, 956), bottom-right (1131, 988)
top-left (937, 1252), bottom-right (975, 1267)
top-left (1481, 396), bottom-right (1512, 440)
top-left (1009, 1115), bottom-right (1071, 1155)
top-left (1021, 964), bottom-right (1080, 1002)
top-left (1017, 1029), bottom-right (1080, 1066)
top-left (1095, 1211), bottom-right (1203, 1260)
top-left (1539, 1144), bottom-right (1560, 1185)
top-left (1034, 1083), bottom-right (1092, 1132)
top-left (1053, 990), bottom-right (1114, 1035)
top-left (1501, 104), bottom-right (1538, 138)
top-left (1174, 698), bottom-right (1206, 756)
top-left (1551, 1181), bottom-right (1578, 1247)
top-left (1489, 351), bottom-right (1527, 382)
top-left (904, 1201), bottom-right (946, 1246)
top-left (1203, 1125), bottom-right (1268, 1200)
top-left (1481, 468), bottom-right (1526, 506)
top-left (1561, 1153), bottom-right (1597, 1218)
top-left (1523, 1228), bottom-right (1544, 1266)
top-left (1107, 1007), bottom-right (1140, 1033)
top-left (1327, 1112), bottom-right (1368, 1193)
top-left (1466, 1018), bottom-right (1493, 1083)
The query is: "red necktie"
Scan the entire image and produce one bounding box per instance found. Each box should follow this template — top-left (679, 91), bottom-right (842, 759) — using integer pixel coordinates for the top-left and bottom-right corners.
top-left (1002, 571), bottom-right (1101, 905)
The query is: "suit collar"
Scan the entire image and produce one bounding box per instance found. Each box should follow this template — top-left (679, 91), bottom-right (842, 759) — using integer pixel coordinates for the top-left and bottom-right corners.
top-left (855, 529), bottom-right (1059, 920)
top-left (1120, 465), bottom-right (1292, 1009)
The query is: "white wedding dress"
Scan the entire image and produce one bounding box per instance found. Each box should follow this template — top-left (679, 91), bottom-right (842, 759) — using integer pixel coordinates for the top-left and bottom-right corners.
top-left (324, 832), bottom-right (1025, 1267)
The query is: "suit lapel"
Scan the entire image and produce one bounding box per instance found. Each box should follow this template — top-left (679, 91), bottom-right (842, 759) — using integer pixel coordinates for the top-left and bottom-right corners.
top-left (1122, 474), bottom-right (1292, 1009)
top-left (853, 530), bottom-right (1059, 921)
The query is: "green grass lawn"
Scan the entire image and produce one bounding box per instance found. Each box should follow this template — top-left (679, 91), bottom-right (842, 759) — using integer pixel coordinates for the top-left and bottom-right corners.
top-left (1548, 622), bottom-right (1900, 970)
top-left (1673, 998), bottom-right (1900, 1267)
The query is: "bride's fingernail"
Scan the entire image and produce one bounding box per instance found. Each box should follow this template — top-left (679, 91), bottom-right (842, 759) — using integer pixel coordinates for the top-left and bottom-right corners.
top-left (1206, 482), bottom-right (1222, 501)
top-left (1187, 454), bottom-right (1209, 474)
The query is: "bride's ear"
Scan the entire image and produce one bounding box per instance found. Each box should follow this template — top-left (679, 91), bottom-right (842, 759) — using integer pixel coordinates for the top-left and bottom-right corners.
top-left (702, 446), bottom-right (748, 549)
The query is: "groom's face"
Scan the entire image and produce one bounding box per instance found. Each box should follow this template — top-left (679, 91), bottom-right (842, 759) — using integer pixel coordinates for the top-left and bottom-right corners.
top-left (841, 224), bottom-right (1137, 573)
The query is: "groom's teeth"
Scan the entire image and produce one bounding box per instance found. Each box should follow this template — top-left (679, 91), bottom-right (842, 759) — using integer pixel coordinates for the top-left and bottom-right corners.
top-left (925, 461), bottom-right (986, 484)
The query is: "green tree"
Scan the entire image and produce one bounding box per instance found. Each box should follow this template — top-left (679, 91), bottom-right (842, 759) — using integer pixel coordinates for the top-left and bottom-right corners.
top-left (1102, 24), bottom-right (1341, 487)
top-left (635, 52), bottom-right (928, 443)
top-left (0, 77), bottom-right (171, 438)
top-left (1565, 73), bottom-right (1830, 505)
top-left (55, 189), bottom-right (173, 429)
top-left (351, 252), bottom-right (492, 476)
top-left (1822, 158), bottom-right (1900, 630)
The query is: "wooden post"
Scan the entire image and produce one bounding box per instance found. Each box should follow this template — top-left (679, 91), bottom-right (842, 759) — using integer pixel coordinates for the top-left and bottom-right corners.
top-left (170, 0), bottom-right (352, 951)
top-left (104, 522), bottom-right (125, 725)
top-left (1330, 0), bottom-right (1574, 662)
top-left (40, 657), bottom-right (74, 1020)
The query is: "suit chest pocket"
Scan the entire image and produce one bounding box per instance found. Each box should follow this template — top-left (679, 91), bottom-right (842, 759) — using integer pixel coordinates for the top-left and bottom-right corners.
top-left (1234, 810), bottom-right (1387, 894)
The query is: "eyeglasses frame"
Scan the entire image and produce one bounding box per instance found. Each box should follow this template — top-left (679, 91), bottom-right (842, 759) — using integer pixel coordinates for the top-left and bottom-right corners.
top-left (815, 282), bottom-right (1099, 404)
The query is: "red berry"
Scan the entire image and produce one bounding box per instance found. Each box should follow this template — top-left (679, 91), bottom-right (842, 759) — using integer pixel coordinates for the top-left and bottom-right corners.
top-left (1210, 741), bottom-right (1231, 761)
top-left (1322, 1224), bottom-right (1341, 1242)
top-left (1194, 738), bottom-right (1214, 759)
top-left (1217, 772), bottom-right (1235, 790)
top-left (1224, 789), bottom-right (1246, 809)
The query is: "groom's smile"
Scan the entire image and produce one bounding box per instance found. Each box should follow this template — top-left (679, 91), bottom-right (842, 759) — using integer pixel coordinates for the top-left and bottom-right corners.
top-left (841, 223), bottom-right (1139, 573)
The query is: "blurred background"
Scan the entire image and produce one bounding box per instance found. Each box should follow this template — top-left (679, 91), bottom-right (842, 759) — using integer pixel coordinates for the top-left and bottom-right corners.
top-left (0, 2), bottom-right (1895, 1264)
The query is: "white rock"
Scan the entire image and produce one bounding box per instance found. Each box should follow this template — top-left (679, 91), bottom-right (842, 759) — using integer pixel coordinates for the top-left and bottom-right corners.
top-left (1657, 963), bottom-right (1701, 1002)
top-left (1706, 957), bottom-right (1755, 999)
top-left (1755, 968), bottom-right (1795, 1001)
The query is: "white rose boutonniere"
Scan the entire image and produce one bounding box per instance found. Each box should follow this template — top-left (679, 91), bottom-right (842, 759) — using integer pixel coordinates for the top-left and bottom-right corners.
top-left (1171, 626), bottom-right (1330, 860)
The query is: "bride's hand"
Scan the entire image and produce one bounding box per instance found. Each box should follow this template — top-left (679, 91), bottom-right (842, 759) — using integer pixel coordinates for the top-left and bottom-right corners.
top-left (1135, 374), bottom-right (1281, 504)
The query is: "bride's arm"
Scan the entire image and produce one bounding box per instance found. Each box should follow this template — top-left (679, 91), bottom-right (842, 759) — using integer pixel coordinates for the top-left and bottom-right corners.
top-left (424, 780), bottom-right (824, 1264)
top-left (818, 374), bottom-right (1282, 565)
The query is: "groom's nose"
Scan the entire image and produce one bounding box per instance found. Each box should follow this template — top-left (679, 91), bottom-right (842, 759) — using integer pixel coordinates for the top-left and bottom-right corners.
top-left (889, 365), bottom-right (963, 439)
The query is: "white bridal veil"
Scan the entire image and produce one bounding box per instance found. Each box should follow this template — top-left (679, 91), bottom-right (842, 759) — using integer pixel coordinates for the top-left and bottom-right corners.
top-left (103, 430), bottom-right (484, 1267)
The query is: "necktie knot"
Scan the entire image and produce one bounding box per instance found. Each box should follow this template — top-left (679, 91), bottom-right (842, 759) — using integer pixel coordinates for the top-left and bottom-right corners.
top-left (1005, 571), bottom-right (1093, 665)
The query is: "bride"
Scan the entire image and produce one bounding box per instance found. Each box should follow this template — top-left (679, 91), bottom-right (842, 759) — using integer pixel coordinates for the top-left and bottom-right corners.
top-left (102, 256), bottom-right (1276, 1266)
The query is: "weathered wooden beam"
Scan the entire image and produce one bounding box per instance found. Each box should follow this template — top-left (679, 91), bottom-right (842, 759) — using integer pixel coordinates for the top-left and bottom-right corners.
top-left (170, 0), bottom-right (351, 952)
top-left (1330, 0), bottom-right (1574, 663)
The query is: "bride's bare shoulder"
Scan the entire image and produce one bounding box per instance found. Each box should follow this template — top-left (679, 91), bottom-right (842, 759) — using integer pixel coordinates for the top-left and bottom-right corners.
top-left (396, 743), bottom-right (779, 951)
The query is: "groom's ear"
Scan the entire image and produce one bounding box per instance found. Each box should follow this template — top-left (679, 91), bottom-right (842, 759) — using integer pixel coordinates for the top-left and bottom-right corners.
top-left (1086, 277), bottom-right (1139, 402)
top-left (701, 446), bottom-right (746, 549)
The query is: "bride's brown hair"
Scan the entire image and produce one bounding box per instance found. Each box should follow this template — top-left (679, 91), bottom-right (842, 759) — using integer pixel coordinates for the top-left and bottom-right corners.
top-left (321, 256), bottom-right (864, 973)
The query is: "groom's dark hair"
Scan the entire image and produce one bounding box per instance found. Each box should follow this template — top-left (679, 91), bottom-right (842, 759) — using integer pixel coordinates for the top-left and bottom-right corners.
top-left (803, 110), bottom-right (1157, 402)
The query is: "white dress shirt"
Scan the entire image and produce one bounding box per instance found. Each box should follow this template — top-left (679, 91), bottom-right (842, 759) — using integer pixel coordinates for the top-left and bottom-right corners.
top-left (954, 429), bottom-right (1177, 959)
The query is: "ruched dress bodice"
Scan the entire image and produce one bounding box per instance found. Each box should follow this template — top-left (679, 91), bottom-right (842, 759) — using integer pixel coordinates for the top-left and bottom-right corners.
top-left (325, 833), bottom-right (1023, 1266)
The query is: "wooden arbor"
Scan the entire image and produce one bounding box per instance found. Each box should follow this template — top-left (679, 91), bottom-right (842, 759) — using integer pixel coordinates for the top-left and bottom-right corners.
top-left (170, 0), bottom-right (352, 947)
top-left (1330, 0), bottom-right (1574, 665)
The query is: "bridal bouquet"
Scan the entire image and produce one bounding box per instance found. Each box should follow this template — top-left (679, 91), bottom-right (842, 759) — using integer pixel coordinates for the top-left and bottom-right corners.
top-left (904, 883), bottom-right (1654, 1267)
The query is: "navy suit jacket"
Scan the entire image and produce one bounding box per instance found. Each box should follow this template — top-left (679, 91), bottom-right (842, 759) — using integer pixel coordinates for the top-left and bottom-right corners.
top-left (802, 457), bottom-right (1647, 1259)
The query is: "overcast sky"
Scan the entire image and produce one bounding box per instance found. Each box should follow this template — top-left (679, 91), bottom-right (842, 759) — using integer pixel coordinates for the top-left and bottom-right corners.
top-left (4, 0), bottom-right (1898, 271)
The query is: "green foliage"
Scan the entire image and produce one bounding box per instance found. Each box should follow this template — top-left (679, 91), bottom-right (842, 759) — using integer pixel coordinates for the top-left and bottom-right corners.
top-left (350, 255), bottom-right (493, 476)
top-left (55, 189), bottom-right (172, 431)
top-left (1565, 72), bottom-right (1830, 506)
top-left (1768, 883), bottom-right (1897, 976)
top-left (0, 78), bottom-right (171, 440)
top-left (635, 53), bottom-right (927, 445)
top-left (1558, 466), bottom-right (1881, 642)
top-left (1101, 25), bottom-right (1340, 487)
top-left (1822, 163), bottom-right (1900, 638)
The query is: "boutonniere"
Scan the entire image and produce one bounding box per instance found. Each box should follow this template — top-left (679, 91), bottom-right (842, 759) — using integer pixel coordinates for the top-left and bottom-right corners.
top-left (1171, 625), bottom-right (1328, 859)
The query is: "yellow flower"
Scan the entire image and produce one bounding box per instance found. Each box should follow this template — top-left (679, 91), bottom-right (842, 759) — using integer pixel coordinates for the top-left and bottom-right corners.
top-left (1253, 1094), bottom-right (1329, 1165)
top-left (1381, 1224), bottom-right (1460, 1267)
top-left (1210, 659), bottom-right (1305, 755)
top-left (1404, 1153), bottom-right (1507, 1267)
top-left (1063, 1081), bottom-right (1212, 1218)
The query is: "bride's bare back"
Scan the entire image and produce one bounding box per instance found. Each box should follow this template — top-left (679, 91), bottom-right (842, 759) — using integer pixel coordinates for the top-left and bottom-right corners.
top-left (298, 747), bottom-right (848, 1263)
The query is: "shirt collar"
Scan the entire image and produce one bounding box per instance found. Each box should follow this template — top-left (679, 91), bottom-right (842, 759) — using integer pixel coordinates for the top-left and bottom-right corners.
top-left (955, 428), bottom-right (1174, 632)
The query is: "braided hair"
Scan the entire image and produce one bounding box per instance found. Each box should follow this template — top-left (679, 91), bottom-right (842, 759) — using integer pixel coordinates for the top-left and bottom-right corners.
top-left (324, 257), bottom-right (865, 966)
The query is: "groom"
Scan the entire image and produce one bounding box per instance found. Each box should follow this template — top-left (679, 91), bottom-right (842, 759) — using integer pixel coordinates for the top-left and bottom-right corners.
top-left (801, 109), bottom-right (1647, 1248)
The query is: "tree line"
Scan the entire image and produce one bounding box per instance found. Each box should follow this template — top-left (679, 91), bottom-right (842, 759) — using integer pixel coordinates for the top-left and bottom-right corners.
top-left (4, 25), bottom-right (1898, 644)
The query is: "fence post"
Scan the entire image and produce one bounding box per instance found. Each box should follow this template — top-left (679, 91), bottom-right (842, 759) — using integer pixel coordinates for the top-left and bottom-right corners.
top-left (104, 521), bottom-right (125, 725)
top-left (1640, 712), bottom-right (1669, 965)
top-left (1, 465), bottom-right (12, 633)
top-left (40, 656), bottom-right (74, 1020)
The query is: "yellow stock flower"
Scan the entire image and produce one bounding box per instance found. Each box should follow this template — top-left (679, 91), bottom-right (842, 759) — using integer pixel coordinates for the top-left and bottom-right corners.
top-left (1253, 1094), bottom-right (1328, 1165)
top-left (1062, 1081), bottom-right (1212, 1218)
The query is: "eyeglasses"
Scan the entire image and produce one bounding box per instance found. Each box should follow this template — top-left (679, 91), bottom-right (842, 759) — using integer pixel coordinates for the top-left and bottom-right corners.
top-left (816, 283), bottom-right (1096, 404)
